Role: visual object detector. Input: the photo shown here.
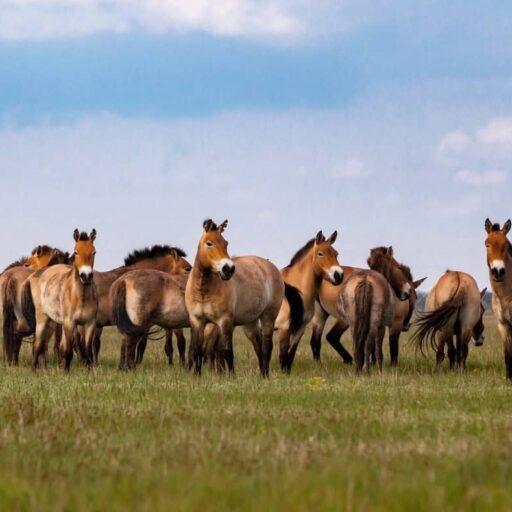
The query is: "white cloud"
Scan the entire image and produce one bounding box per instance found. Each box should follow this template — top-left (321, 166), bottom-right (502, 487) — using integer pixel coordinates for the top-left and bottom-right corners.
top-left (436, 129), bottom-right (470, 163)
top-left (0, 0), bottom-right (301, 41)
top-left (330, 158), bottom-right (366, 178)
top-left (476, 117), bottom-right (512, 148)
top-left (454, 169), bottom-right (507, 188)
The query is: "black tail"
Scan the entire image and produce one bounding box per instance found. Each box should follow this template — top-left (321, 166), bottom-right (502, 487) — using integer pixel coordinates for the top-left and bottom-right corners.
top-left (21, 280), bottom-right (36, 333)
top-left (353, 278), bottom-right (373, 368)
top-left (111, 281), bottom-right (143, 336)
top-left (2, 278), bottom-right (17, 362)
top-left (284, 283), bottom-right (304, 334)
top-left (412, 297), bottom-right (462, 352)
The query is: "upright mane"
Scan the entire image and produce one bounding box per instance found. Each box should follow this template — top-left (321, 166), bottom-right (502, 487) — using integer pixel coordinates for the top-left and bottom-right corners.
top-left (124, 245), bottom-right (187, 267)
top-left (48, 249), bottom-right (71, 266)
top-left (368, 246), bottom-right (413, 281)
top-left (2, 257), bottom-right (28, 273)
top-left (76, 232), bottom-right (93, 241)
top-left (286, 239), bottom-right (315, 268)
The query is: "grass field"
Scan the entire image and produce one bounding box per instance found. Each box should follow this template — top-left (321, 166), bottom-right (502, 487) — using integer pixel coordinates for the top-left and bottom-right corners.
top-left (0, 318), bottom-right (511, 511)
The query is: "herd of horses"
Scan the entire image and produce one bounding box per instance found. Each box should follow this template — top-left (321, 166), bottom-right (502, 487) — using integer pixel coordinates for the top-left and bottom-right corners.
top-left (0, 218), bottom-right (511, 379)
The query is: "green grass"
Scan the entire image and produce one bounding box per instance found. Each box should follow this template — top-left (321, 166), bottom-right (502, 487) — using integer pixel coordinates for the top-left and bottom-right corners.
top-left (0, 318), bottom-right (511, 511)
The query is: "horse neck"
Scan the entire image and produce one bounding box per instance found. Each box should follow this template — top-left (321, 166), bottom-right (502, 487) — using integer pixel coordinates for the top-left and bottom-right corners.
top-left (287, 252), bottom-right (321, 308)
top-left (70, 267), bottom-right (95, 299)
top-left (189, 253), bottom-right (216, 295)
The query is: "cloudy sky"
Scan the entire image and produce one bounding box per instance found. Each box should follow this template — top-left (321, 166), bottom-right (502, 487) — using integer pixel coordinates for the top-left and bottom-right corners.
top-left (1, 1), bottom-right (511, 287)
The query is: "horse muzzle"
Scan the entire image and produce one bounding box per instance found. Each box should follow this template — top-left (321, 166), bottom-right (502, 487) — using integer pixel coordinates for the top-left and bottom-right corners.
top-left (474, 336), bottom-right (485, 347)
top-left (79, 272), bottom-right (94, 285)
top-left (491, 267), bottom-right (505, 282)
top-left (328, 267), bottom-right (344, 286)
top-left (219, 263), bottom-right (235, 281)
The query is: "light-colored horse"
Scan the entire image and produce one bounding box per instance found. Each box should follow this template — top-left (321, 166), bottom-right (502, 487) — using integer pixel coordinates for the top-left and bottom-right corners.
top-left (484, 218), bottom-right (512, 379)
top-left (22, 229), bottom-right (98, 370)
top-left (0, 246), bottom-right (69, 364)
top-left (275, 231), bottom-right (343, 373)
top-left (413, 270), bottom-right (486, 370)
top-left (310, 247), bottom-right (425, 366)
top-left (185, 219), bottom-right (288, 377)
top-left (336, 269), bottom-right (396, 373)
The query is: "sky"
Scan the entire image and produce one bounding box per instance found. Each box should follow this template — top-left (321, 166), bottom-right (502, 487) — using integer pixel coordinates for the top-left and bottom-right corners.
top-left (1, 1), bottom-right (511, 287)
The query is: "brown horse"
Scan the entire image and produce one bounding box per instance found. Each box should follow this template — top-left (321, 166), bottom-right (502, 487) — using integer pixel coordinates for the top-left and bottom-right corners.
top-left (336, 269), bottom-right (395, 373)
top-left (22, 230), bottom-right (98, 370)
top-left (310, 247), bottom-right (425, 366)
top-left (412, 270), bottom-right (486, 371)
top-left (0, 246), bottom-right (69, 364)
top-left (275, 231), bottom-right (343, 373)
top-left (484, 218), bottom-right (512, 379)
top-left (185, 219), bottom-right (293, 377)
top-left (75, 245), bottom-right (191, 365)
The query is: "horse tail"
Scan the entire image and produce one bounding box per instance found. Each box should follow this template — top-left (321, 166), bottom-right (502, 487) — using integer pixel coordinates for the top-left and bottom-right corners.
top-left (284, 283), bottom-right (304, 334)
top-left (353, 277), bottom-right (373, 366)
top-left (21, 280), bottom-right (36, 333)
top-left (111, 280), bottom-right (141, 336)
top-left (2, 278), bottom-right (17, 362)
top-left (412, 297), bottom-right (463, 353)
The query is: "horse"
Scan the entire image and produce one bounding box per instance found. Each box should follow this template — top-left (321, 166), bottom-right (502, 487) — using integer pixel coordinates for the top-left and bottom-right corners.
top-left (74, 245), bottom-right (191, 365)
top-left (274, 230), bottom-right (343, 373)
top-left (336, 269), bottom-right (396, 373)
top-left (310, 246), bottom-right (425, 366)
top-left (0, 246), bottom-right (70, 364)
top-left (185, 219), bottom-right (296, 377)
top-left (412, 270), bottom-right (486, 371)
top-left (22, 229), bottom-right (98, 370)
top-left (484, 218), bottom-right (512, 379)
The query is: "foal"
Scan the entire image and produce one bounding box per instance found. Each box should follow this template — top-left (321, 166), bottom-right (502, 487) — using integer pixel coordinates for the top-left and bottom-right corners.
top-left (23, 229), bottom-right (98, 370)
top-left (185, 219), bottom-right (285, 377)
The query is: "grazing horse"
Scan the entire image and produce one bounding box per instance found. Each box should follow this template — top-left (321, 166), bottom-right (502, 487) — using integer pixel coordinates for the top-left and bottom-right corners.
top-left (484, 218), bottom-right (512, 379)
top-left (336, 269), bottom-right (395, 373)
top-left (74, 245), bottom-right (191, 365)
top-left (22, 230), bottom-right (98, 370)
top-left (275, 231), bottom-right (343, 373)
top-left (185, 219), bottom-right (291, 377)
top-left (310, 247), bottom-right (425, 366)
top-left (0, 246), bottom-right (69, 364)
top-left (412, 270), bottom-right (486, 371)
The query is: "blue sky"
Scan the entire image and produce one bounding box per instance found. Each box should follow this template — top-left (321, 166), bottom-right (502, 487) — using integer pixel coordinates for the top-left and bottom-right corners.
top-left (1, 1), bottom-right (511, 286)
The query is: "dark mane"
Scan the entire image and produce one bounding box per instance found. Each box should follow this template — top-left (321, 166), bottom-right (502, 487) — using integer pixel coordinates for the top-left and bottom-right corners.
top-left (368, 246), bottom-right (413, 281)
top-left (492, 223), bottom-right (501, 232)
top-left (286, 239), bottom-right (315, 268)
top-left (30, 245), bottom-right (53, 256)
top-left (48, 249), bottom-right (71, 266)
top-left (124, 245), bottom-right (187, 267)
top-left (398, 263), bottom-right (413, 282)
top-left (77, 232), bottom-right (92, 241)
top-left (2, 257), bottom-right (28, 272)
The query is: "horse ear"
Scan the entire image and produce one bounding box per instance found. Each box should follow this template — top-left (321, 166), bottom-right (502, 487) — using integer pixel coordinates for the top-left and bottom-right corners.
top-left (327, 231), bottom-right (338, 244)
top-left (480, 287), bottom-right (487, 299)
top-left (503, 220), bottom-right (511, 235)
top-left (203, 219), bottom-right (213, 232)
top-left (485, 218), bottom-right (493, 234)
top-left (387, 246), bottom-right (394, 258)
top-left (315, 231), bottom-right (325, 244)
top-left (90, 228), bottom-right (97, 242)
top-left (219, 220), bottom-right (228, 233)
top-left (413, 277), bottom-right (427, 289)
top-left (36, 245), bottom-right (43, 257)
top-left (73, 229), bottom-right (80, 242)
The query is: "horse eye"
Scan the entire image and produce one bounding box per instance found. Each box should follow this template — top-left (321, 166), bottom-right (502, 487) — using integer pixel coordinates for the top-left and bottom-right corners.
top-left (206, 241), bottom-right (213, 247)
top-left (74, 251), bottom-right (78, 256)
top-left (318, 251), bottom-right (324, 257)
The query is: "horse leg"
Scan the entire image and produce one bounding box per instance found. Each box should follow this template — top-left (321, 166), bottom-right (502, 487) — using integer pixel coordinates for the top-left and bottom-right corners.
top-left (277, 327), bottom-right (291, 372)
top-left (164, 330), bottom-right (174, 365)
top-left (53, 324), bottom-right (63, 360)
top-left (135, 334), bottom-right (148, 365)
top-left (189, 319), bottom-right (206, 375)
top-left (175, 329), bottom-right (187, 366)
top-left (375, 326), bottom-right (385, 374)
top-left (458, 329), bottom-right (471, 372)
top-left (435, 336), bottom-right (446, 368)
top-left (32, 315), bottom-right (52, 370)
top-left (260, 313), bottom-right (276, 377)
top-left (59, 321), bottom-right (75, 372)
top-left (310, 304), bottom-right (328, 361)
top-left (74, 326), bottom-right (87, 363)
top-left (83, 322), bottom-right (96, 368)
top-left (119, 334), bottom-right (129, 370)
top-left (389, 323), bottom-right (401, 366)
top-left (204, 324), bottom-right (222, 373)
top-left (497, 321), bottom-right (512, 380)
top-left (325, 320), bottom-right (353, 364)
top-left (446, 336), bottom-right (456, 370)
top-left (219, 320), bottom-right (235, 374)
top-left (12, 333), bottom-right (23, 366)
top-left (243, 322), bottom-right (265, 376)
top-left (92, 327), bottom-right (102, 364)
top-left (286, 326), bottom-right (307, 374)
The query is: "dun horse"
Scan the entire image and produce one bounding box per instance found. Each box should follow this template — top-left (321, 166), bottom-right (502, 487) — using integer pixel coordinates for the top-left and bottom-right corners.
top-left (22, 230), bottom-right (98, 370)
top-left (275, 231), bottom-right (343, 373)
top-left (412, 270), bottom-right (486, 370)
top-left (484, 219), bottom-right (512, 379)
top-left (310, 247), bottom-right (425, 366)
top-left (0, 246), bottom-right (69, 364)
top-left (77, 245), bottom-right (191, 365)
top-left (186, 219), bottom-right (295, 377)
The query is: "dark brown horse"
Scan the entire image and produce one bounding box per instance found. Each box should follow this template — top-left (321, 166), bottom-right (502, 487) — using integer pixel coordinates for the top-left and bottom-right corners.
top-left (0, 246), bottom-right (70, 364)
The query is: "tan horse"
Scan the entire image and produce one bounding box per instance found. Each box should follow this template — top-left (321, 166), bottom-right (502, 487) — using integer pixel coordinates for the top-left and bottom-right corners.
top-left (275, 231), bottom-right (343, 373)
top-left (310, 247), bottom-right (425, 366)
top-left (76, 245), bottom-right (191, 365)
top-left (336, 269), bottom-right (395, 373)
top-left (484, 218), bottom-right (512, 379)
top-left (22, 230), bottom-right (98, 370)
top-left (413, 270), bottom-right (486, 371)
top-left (185, 219), bottom-right (290, 377)
top-left (0, 246), bottom-right (70, 364)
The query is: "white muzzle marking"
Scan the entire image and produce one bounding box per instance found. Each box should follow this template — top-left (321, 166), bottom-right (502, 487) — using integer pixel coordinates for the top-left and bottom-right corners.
top-left (215, 258), bottom-right (235, 273)
top-left (491, 260), bottom-right (505, 272)
top-left (328, 266), bottom-right (343, 284)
